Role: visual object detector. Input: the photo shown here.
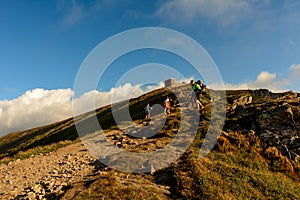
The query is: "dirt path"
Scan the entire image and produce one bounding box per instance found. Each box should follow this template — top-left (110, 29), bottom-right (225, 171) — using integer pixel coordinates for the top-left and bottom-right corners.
top-left (0, 142), bottom-right (98, 200)
top-left (0, 112), bottom-right (185, 199)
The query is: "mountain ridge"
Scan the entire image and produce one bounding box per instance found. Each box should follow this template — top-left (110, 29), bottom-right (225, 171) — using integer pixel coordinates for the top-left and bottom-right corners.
top-left (0, 86), bottom-right (300, 199)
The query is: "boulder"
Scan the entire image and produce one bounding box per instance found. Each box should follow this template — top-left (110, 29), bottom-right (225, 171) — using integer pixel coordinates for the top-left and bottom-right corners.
top-left (252, 89), bottom-right (271, 98)
top-left (231, 94), bottom-right (252, 110)
top-left (257, 104), bottom-right (297, 136)
top-left (260, 131), bottom-right (280, 147)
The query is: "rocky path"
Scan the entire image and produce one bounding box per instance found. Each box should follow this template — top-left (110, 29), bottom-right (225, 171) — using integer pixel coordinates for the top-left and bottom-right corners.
top-left (0, 117), bottom-right (170, 199)
top-left (0, 142), bottom-right (98, 200)
top-left (0, 109), bottom-right (197, 199)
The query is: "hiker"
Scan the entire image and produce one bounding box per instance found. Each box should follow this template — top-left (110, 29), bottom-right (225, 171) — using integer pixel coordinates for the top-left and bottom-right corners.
top-left (190, 80), bottom-right (204, 110)
top-left (196, 99), bottom-right (204, 110)
top-left (196, 79), bottom-right (206, 96)
top-left (164, 97), bottom-right (171, 114)
top-left (144, 103), bottom-right (152, 120)
top-left (190, 80), bottom-right (201, 99)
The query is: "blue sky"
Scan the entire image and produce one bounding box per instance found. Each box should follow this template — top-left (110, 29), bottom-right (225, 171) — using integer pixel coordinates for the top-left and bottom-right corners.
top-left (0, 0), bottom-right (300, 134)
top-left (1, 0), bottom-right (300, 100)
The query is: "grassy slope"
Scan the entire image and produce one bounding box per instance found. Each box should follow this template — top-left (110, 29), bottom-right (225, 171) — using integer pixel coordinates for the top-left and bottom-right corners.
top-left (73, 89), bottom-right (300, 199)
top-left (0, 88), bottom-right (172, 160)
top-left (0, 87), bottom-right (300, 199)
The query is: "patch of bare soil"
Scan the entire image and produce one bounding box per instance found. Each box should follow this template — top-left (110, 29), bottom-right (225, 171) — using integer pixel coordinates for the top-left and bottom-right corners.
top-left (0, 142), bottom-right (97, 200)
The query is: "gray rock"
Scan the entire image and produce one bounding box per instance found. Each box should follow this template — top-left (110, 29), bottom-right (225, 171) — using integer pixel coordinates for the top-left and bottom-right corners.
top-left (231, 94), bottom-right (252, 110)
top-left (260, 131), bottom-right (280, 146)
top-left (288, 137), bottom-right (300, 150)
top-left (290, 151), bottom-right (300, 163)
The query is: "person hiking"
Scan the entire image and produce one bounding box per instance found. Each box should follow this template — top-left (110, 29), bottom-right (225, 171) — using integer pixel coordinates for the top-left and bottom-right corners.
top-left (164, 97), bottom-right (171, 114)
top-left (196, 79), bottom-right (206, 96)
top-left (190, 80), bottom-right (204, 110)
top-left (190, 80), bottom-right (201, 99)
top-left (196, 98), bottom-right (204, 110)
top-left (144, 103), bottom-right (152, 120)
top-left (197, 79), bottom-right (205, 88)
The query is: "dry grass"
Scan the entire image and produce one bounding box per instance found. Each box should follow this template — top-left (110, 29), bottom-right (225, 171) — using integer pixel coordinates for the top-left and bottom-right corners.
top-left (0, 140), bottom-right (77, 165)
top-left (1, 87), bottom-right (300, 199)
top-left (73, 171), bottom-right (169, 200)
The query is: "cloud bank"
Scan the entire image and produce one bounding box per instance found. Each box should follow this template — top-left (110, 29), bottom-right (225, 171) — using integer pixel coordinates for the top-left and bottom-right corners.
top-left (0, 83), bottom-right (164, 136)
top-left (0, 88), bottom-right (73, 135)
top-left (210, 64), bottom-right (300, 92)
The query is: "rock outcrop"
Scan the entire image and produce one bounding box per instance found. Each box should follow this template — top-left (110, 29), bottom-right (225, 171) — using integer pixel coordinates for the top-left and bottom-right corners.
top-left (226, 89), bottom-right (300, 162)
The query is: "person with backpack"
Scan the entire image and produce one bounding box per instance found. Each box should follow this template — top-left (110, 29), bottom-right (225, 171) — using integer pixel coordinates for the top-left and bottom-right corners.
top-left (144, 103), bottom-right (152, 120)
top-left (164, 97), bottom-right (171, 114)
top-left (190, 80), bottom-right (204, 110)
top-left (190, 80), bottom-right (201, 99)
top-left (196, 79), bottom-right (206, 96)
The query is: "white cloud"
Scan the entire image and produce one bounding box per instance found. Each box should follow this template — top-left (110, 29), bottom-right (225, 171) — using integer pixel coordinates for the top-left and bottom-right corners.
top-left (144, 81), bottom-right (165, 92)
top-left (289, 64), bottom-right (300, 76)
top-left (288, 64), bottom-right (300, 91)
top-left (210, 65), bottom-right (300, 92)
top-left (0, 88), bottom-right (74, 135)
top-left (157, 0), bottom-right (251, 26)
top-left (73, 83), bottom-right (147, 115)
top-left (0, 83), bottom-right (165, 136)
top-left (255, 71), bottom-right (276, 83)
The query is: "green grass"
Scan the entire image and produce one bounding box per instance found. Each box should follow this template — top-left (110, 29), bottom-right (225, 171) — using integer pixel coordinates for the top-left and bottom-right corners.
top-left (0, 139), bottom-right (77, 165)
top-left (171, 147), bottom-right (300, 200)
top-left (0, 118), bottom-right (78, 160)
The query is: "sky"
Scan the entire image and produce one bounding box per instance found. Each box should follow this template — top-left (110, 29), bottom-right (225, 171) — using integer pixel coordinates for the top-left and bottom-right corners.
top-left (0, 0), bottom-right (300, 135)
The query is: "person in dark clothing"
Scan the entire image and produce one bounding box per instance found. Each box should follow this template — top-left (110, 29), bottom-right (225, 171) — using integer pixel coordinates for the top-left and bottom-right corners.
top-left (190, 80), bottom-right (204, 110)
top-left (190, 80), bottom-right (201, 98)
top-left (196, 79), bottom-right (207, 96)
